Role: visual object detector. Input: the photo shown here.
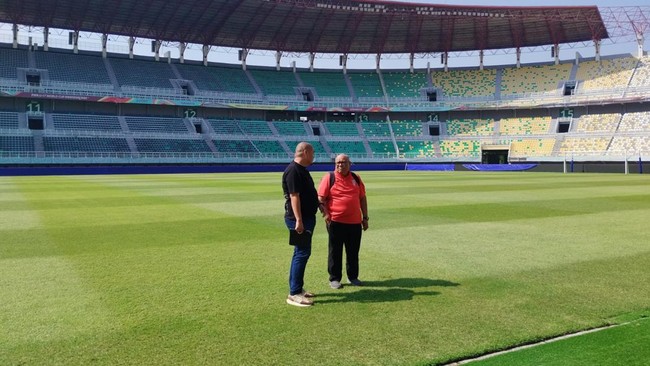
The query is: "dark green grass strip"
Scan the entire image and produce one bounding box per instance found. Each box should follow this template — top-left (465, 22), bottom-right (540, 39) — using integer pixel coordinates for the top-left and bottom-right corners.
top-left (464, 317), bottom-right (650, 366)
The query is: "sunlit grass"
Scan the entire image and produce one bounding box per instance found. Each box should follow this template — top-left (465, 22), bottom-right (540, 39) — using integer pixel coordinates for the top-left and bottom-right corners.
top-left (1, 172), bottom-right (649, 365)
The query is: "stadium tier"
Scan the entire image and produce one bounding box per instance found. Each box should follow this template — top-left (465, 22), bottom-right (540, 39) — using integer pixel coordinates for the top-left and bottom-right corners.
top-left (575, 57), bottom-right (638, 91)
top-left (500, 63), bottom-right (573, 96)
top-left (0, 135), bottom-right (34, 151)
top-left (0, 111), bottom-right (20, 129)
top-left (383, 71), bottom-right (429, 99)
top-left (430, 68), bottom-right (497, 98)
top-left (0, 47), bottom-right (28, 79)
top-left (499, 117), bottom-right (552, 135)
top-left (297, 71), bottom-right (351, 98)
top-left (176, 63), bottom-right (256, 94)
top-left (249, 69), bottom-right (299, 96)
top-left (347, 71), bottom-right (385, 99)
top-left (1, 43), bottom-right (650, 165)
top-left (34, 51), bottom-right (112, 85)
top-left (111, 57), bottom-right (178, 89)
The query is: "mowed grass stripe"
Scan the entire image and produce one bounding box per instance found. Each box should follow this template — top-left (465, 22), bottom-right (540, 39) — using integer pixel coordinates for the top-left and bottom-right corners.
top-left (0, 178), bottom-right (116, 349)
top-left (0, 256), bottom-right (117, 345)
top-left (363, 209), bottom-right (649, 279)
top-left (1, 172), bottom-right (649, 365)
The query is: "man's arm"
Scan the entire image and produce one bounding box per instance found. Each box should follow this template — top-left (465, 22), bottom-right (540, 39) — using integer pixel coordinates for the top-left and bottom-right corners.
top-left (318, 196), bottom-right (331, 224)
top-left (290, 192), bottom-right (304, 233)
top-left (360, 196), bottom-right (369, 231)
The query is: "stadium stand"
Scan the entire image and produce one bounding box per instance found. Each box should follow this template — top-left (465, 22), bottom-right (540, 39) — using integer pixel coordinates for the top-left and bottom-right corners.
top-left (0, 111), bottom-right (20, 129)
top-left (368, 141), bottom-right (397, 156)
top-left (211, 139), bottom-right (257, 153)
top-left (34, 50), bottom-right (112, 84)
top-left (323, 122), bottom-right (360, 136)
top-left (500, 63), bottom-right (572, 96)
top-left (499, 117), bottom-right (552, 135)
top-left (44, 136), bottom-right (131, 152)
top-left (251, 140), bottom-right (287, 155)
top-left (50, 113), bottom-right (122, 132)
top-left (272, 121), bottom-right (309, 136)
top-left (431, 68), bottom-right (496, 98)
top-left (1, 42), bottom-right (649, 167)
top-left (439, 140), bottom-right (481, 158)
top-left (135, 138), bottom-right (210, 153)
top-left (111, 57), bottom-right (178, 89)
top-left (207, 119), bottom-right (243, 135)
top-left (237, 120), bottom-right (274, 136)
top-left (0, 135), bottom-right (34, 151)
top-left (298, 71), bottom-right (351, 98)
top-left (327, 140), bottom-right (367, 155)
top-left (619, 111), bottom-right (650, 131)
top-left (575, 57), bottom-right (637, 91)
top-left (347, 71), bottom-right (384, 99)
top-left (509, 138), bottom-right (556, 157)
top-left (125, 116), bottom-right (190, 134)
top-left (609, 136), bottom-right (650, 155)
top-left (397, 141), bottom-right (437, 158)
top-left (629, 56), bottom-right (650, 87)
top-left (383, 71), bottom-right (429, 98)
top-left (559, 137), bottom-right (611, 155)
top-left (361, 121), bottom-right (392, 137)
top-left (390, 120), bottom-right (423, 136)
top-left (178, 64), bottom-right (257, 94)
top-left (574, 113), bottom-right (620, 133)
top-left (249, 69), bottom-right (299, 96)
top-left (0, 47), bottom-right (28, 79)
top-left (446, 119), bottom-right (495, 136)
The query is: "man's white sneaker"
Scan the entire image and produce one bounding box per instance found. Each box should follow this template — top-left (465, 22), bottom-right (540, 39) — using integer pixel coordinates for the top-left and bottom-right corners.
top-left (287, 294), bottom-right (313, 307)
top-left (330, 280), bottom-right (343, 289)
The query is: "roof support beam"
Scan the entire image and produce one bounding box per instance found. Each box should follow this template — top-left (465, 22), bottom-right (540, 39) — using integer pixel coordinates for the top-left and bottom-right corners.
top-left (128, 36), bottom-right (135, 59)
top-left (202, 44), bottom-right (210, 66)
top-left (101, 33), bottom-right (107, 58)
top-left (43, 27), bottom-right (49, 51)
top-left (12, 23), bottom-right (18, 48)
top-left (179, 42), bottom-right (186, 63)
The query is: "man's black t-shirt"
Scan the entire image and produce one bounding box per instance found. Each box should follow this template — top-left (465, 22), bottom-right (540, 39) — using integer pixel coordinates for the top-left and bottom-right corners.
top-left (282, 161), bottom-right (318, 220)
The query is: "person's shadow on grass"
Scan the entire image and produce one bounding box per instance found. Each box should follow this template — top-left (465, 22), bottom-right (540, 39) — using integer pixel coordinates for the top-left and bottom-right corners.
top-left (317, 277), bottom-right (459, 304)
top-left (363, 277), bottom-right (460, 289)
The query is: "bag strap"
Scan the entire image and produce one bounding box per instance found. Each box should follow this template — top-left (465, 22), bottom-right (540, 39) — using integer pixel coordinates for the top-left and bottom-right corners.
top-left (328, 171), bottom-right (360, 192)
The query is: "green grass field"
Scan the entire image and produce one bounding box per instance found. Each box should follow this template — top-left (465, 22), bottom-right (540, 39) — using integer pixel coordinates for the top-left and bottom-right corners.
top-left (1, 171), bottom-right (649, 365)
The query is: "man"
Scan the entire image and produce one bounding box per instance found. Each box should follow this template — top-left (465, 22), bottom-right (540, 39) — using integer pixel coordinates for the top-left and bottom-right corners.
top-left (318, 154), bottom-right (368, 289)
top-left (282, 142), bottom-right (321, 307)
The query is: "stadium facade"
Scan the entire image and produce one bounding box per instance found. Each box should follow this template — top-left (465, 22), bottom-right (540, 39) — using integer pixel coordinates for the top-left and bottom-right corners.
top-left (0, 1), bottom-right (649, 174)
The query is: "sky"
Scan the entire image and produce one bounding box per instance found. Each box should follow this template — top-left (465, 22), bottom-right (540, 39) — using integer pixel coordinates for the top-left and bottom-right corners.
top-left (1, 1), bottom-right (649, 70)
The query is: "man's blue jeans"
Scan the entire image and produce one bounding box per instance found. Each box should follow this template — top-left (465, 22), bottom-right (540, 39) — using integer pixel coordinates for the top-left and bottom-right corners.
top-left (286, 216), bottom-right (316, 296)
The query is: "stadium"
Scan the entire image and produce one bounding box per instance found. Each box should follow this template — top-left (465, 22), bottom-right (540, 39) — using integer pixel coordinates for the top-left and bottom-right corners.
top-left (1, 1), bottom-right (650, 365)
top-left (0, 0), bottom-right (649, 174)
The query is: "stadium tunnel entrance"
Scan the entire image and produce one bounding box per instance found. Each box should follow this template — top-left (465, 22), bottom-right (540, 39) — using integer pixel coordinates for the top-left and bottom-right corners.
top-left (481, 145), bottom-right (509, 164)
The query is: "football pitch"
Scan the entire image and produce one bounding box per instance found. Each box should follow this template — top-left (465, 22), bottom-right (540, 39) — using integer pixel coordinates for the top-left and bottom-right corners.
top-left (1, 171), bottom-right (649, 365)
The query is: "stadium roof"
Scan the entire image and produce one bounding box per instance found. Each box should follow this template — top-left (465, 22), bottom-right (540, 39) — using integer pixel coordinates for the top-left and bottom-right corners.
top-left (0, 0), bottom-right (609, 55)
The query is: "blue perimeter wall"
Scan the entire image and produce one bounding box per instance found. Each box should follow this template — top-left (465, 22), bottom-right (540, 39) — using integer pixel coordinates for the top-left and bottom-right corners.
top-left (0, 163), bottom-right (548, 176)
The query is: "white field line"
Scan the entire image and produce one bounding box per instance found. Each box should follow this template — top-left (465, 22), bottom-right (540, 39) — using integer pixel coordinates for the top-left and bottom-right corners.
top-left (444, 318), bottom-right (648, 365)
